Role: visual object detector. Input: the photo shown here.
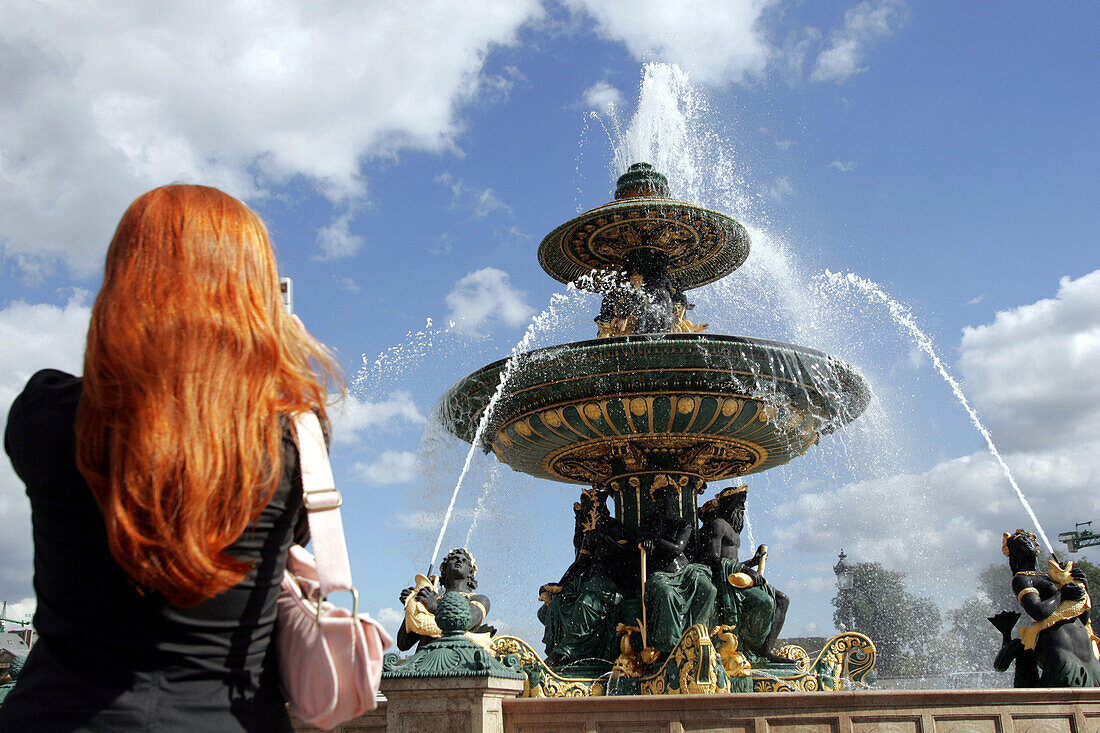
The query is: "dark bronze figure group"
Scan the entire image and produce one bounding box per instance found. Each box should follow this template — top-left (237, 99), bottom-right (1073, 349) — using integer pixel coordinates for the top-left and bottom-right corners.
top-left (537, 484), bottom-right (789, 671)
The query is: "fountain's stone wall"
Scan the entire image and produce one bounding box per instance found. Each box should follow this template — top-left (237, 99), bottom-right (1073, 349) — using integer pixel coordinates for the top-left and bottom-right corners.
top-left (298, 688), bottom-right (1100, 732)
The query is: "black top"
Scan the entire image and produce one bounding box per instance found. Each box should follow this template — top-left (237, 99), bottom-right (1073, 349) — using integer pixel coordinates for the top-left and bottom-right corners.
top-left (0, 369), bottom-right (303, 732)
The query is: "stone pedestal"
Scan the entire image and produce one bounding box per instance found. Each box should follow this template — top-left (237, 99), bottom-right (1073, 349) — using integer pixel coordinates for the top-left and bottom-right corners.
top-left (381, 675), bottom-right (524, 733)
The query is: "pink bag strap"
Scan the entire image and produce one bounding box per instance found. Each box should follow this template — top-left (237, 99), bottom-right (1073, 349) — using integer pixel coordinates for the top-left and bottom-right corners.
top-left (294, 411), bottom-right (358, 609)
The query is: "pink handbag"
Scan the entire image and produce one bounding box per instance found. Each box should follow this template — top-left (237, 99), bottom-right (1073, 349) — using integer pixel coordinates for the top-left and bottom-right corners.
top-left (276, 412), bottom-right (393, 730)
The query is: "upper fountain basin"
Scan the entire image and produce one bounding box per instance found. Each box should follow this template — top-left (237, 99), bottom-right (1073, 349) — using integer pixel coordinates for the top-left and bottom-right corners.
top-left (538, 197), bottom-right (750, 292)
top-left (435, 333), bottom-right (871, 486)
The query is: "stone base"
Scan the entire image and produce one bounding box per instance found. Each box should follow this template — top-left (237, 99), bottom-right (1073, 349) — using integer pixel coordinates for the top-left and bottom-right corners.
top-left (297, 687), bottom-right (1100, 732)
top-left (381, 675), bottom-right (525, 733)
top-left (501, 688), bottom-right (1100, 733)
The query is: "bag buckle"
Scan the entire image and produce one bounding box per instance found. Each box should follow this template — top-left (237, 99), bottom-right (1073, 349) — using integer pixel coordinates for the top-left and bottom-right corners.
top-left (317, 586), bottom-right (360, 622)
top-left (303, 487), bottom-right (342, 512)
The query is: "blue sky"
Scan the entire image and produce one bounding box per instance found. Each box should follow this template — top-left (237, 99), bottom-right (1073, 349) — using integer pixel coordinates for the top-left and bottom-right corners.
top-left (1, 1), bottom-right (1098, 645)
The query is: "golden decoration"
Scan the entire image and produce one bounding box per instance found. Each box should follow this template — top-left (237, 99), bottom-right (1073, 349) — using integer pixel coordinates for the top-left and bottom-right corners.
top-left (721, 398), bottom-right (741, 417)
top-left (728, 572), bottom-right (755, 589)
top-left (543, 410), bottom-right (562, 428)
top-left (1017, 559), bottom-right (1100, 659)
top-left (584, 403), bottom-right (603, 420)
top-left (516, 420), bottom-right (533, 436)
top-left (712, 625), bottom-right (752, 678)
top-left (611, 623), bottom-right (646, 678)
top-left (403, 573), bottom-right (442, 638)
top-left (749, 632), bottom-right (876, 693)
top-left (775, 645), bottom-right (811, 672)
top-left (640, 624), bottom-right (727, 695)
top-left (489, 636), bottom-right (598, 697)
top-left (677, 397), bottom-right (695, 414)
top-left (630, 397), bottom-right (648, 416)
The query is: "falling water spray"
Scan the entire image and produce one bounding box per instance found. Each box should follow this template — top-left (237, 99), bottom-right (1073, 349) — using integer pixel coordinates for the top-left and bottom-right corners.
top-left (428, 287), bottom-right (585, 570)
top-left (825, 269), bottom-right (1054, 554)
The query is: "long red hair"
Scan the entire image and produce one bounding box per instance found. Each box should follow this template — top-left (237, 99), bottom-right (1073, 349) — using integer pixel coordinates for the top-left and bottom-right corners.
top-left (76, 185), bottom-right (341, 606)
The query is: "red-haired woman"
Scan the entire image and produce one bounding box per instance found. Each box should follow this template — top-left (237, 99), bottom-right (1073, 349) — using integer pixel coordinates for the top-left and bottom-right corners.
top-left (0, 185), bottom-right (341, 731)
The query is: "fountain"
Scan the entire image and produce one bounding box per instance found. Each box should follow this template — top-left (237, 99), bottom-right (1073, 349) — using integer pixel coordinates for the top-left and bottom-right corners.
top-left (411, 162), bottom-right (877, 695)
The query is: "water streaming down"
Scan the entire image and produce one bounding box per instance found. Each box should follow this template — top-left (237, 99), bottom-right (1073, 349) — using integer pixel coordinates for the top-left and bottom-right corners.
top-left (822, 269), bottom-right (1055, 554)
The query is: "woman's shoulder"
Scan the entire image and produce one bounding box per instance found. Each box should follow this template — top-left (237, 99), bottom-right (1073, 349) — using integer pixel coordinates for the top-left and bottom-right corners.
top-left (5, 369), bottom-right (83, 484)
top-left (6, 369), bottom-right (81, 428)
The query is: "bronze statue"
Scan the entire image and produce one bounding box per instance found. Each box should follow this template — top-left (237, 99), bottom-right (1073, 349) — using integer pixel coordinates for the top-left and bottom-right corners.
top-left (1004, 528), bottom-right (1100, 686)
top-left (697, 485), bottom-right (790, 664)
top-left (594, 249), bottom-right (678, 336)
top-left (989, 610), bottom-right (1039, 687)
top-left (538, 489), bottom-right (630, 666)
top-left (637, 486), bottom-right (716, 658)
top-left (397, 547), bottom-right (493, 651)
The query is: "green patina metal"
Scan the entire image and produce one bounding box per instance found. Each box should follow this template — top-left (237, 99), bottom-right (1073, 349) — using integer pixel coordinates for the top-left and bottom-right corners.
top-left (383, 593), bottom-right (524, 680)
top-left (614, 162), bottom-right (670, 200)
top-left (436, 333), bottom-right (869, 530)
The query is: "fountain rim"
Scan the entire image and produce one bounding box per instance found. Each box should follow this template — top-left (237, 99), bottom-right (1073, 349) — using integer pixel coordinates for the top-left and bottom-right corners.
top-left (436, 332), bottom-right (873, 446)
top-left (449, 332), bottom-right (852, 379)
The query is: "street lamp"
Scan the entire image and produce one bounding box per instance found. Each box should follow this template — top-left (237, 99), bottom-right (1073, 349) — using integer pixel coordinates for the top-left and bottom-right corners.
top-left (834, 550), bottom-right (853, 590)
top-left (834, 550), bottom-right (855, 632)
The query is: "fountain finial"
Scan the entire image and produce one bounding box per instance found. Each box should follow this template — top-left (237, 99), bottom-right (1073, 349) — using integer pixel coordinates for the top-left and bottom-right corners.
top-left (615, 162), bottom-right (669, 200)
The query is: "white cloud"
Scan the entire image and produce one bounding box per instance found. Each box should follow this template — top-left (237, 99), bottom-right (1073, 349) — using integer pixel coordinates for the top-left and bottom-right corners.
top-left (0, 294), bottom-right (92, 599)
top-left (775, 139), bottom-right (795, 151)
top-left (967, 294), bottom-right (986, 306)
top-left (313, 210), bottom-right (365, 261)
top-left (777, 26), bottom-right (823, 83)
top-left (436, 173), bottom-right (513, 219)
top-left (828, 160), bottom-right (857, 172)
top-left (565, 0), bottom-right (777, 86)
top-left (959, 269), bottom-right (1100, 453)
top-left (330, 392), bottom-right (425, 445)
top-left (445, 267), bottom-right (534, 337)
top-left (583, 81), bottom-right (624, 114)
top-left (811, 0), bottom-right (908, 83)
top-left (335, 276), bottom-right (360, 292)
top-left (0, 0), bottom-right (543, 273)
top-left (395, 507), bottom-right (474, 531)
top-left (374, 606), bottom-right (405, 631)
top-left (430, 233), bottom-right (456, 256)
top-left (767, 176), bottom-right (794, 201)
top-left (0, 598), bottom-right (35, 625)
top-left (354, 450), bottom-right (419, 485)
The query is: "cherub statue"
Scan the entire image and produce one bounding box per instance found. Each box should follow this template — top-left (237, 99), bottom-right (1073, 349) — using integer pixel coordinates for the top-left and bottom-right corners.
top-left (397, 547), bottom-right (493, 651)
top-left (1004, 528), bottom-right (1100, 686)
top-left (697, 485), bottom-right (791, 663)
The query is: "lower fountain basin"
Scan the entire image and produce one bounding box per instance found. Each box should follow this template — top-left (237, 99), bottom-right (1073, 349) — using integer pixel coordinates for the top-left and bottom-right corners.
top-left (436, 334), bottom-right (871, 485)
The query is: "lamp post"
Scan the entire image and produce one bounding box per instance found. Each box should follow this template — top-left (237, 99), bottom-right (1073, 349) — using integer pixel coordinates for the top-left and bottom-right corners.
top-left (834, 550), bottom-right (855, 632)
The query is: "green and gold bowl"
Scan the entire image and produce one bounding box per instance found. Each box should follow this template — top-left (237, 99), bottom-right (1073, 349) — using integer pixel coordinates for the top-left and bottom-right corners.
top-left (435, 333), bottom-right (871, 485)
